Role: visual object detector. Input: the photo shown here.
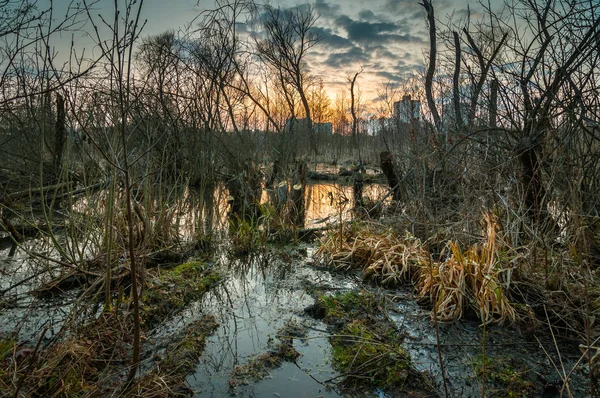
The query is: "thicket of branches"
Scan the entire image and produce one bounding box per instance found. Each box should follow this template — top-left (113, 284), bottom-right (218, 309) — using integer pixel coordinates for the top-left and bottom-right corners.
top-left (1, 0), bottom-right (600, 392)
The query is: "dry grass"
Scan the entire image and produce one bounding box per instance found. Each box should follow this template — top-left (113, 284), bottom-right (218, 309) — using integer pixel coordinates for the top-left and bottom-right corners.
top-left (315, 213), bottom-right (518, 324)
top-left (314, 222), bottom-right (428, 285)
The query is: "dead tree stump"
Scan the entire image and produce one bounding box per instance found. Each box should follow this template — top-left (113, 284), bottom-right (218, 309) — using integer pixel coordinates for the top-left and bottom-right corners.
top-left (380, 151), bottom-right (401, 201)
top-left (353, 169), bottom-right (364, 207)
top-left (226, 161), bottom-right (263, 223)
top-left (290, 161), bottom-right (307, 226)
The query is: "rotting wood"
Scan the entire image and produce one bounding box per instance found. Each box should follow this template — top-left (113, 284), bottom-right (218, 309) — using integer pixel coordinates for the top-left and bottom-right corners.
top-left (379, 152), bottom-right (401, 201)
top-left (353, 169), bottom-right (364, 207)
top-left (7, 182), bottom-right (73, 202)
top-left (290, 161), bottom-right (307, 226)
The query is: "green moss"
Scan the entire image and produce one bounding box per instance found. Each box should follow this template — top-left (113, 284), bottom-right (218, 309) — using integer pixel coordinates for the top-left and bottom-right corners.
top-left (141, 264), bottom-right (221, 328)
top-left (307, 291), bottom-right (434, 395)
top-left (166, 261), bottom-right (207, 278)
top-left (473, 355), bottom-right (534, 397)
top-left (317, 291), bottom-right (379, 321)
top-left (331, 319), bottom-right (411, 389)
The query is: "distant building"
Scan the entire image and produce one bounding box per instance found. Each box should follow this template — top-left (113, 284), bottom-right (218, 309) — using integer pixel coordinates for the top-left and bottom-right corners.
top-left (394, 95), bottom-right (420, 123)
top-left (285, 117), bottom-right (332, 135)
top-left (314, 122), bottom-right (333, 135)
top-left (284, 117), bottom-right (311, 131)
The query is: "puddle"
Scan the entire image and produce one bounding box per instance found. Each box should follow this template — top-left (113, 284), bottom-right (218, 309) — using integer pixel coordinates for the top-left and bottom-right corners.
top-left (182, 248), bottom-right (354, 397)
top-left (386, 290), bottom-right (590, 397)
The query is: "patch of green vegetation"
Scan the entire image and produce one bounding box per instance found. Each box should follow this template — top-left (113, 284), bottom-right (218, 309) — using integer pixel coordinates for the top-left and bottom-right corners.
top-left (473, 355), bottom-right (535, 397)
top-left (132, 315), bottom-right (219, 396)
top-left (331, 319), bottom-right (412, 389)
top-left (166, 260), bottom-right (207, 279)
top-left (0, 337), bottom-right (16, 359)
top-left (142, 263), bottom-right (221, 328)
top-left (315, 291), bottom-right (380, 321)
top-left (307, 290), bottom-right (434, 396)
top-left (0, 337), bottom-right (16, 388)
top-left (230, 217), bottom-right (267, 255)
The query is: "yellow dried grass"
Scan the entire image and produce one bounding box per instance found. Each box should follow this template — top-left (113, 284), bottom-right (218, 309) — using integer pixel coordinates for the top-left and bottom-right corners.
top-left (315, 214), bottom-right (517, 325)
top-left (314, 223), bottom-right (428, 284)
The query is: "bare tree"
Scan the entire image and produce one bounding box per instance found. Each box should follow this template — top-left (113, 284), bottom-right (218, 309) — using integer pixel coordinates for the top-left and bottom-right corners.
top-left (420, 0), bottom-right (442, 133)
top-left (462, 26), bottom-right (508, 128)
top-left (255, 4), bottom-right (321, 153)
top-left (451, 31), bottom-right (464, 131)
top-left (348, 68), bottom-right (363, 162)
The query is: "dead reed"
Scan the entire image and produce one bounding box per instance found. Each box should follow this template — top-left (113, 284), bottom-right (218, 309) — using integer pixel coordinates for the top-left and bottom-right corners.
top-left (315, 213), bottom-right (517, 324)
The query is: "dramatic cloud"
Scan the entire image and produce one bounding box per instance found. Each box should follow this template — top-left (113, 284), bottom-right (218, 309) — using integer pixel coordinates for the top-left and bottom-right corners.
top-left (311, 26), bottom-right (353, 49)
top-left (333, 15), bottom-right (424, 45)
top-left (323, 46), bottom-right (370, 68)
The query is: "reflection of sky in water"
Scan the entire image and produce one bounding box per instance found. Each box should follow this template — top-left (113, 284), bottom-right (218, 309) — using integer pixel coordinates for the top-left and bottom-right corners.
top-left (69, 181), bottom-right (389, 243)
top-left (304, 182), bottom-right (387, 227)
top-left (182, 252), bottom-right (347, 397)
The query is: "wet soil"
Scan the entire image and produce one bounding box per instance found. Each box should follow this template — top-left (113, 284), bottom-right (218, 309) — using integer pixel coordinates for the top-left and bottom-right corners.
top-left (2, 236), bottom-right (595, 398)
top-left (0, 180), bottom-right (595, 397)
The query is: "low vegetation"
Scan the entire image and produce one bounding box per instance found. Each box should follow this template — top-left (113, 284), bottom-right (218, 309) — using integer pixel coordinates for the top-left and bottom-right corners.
top-left (0, 261), bottom-right (220, 397)
top-left (315, 214), bottom-right (518, 325)
top-left (228, 320), bottom-right (303, 391)
top-left (307, 291), bottom-right (435, 396)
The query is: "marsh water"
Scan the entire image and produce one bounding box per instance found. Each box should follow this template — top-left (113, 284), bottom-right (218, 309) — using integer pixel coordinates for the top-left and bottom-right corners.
top-left (0, 180), bottom-right (591, 397)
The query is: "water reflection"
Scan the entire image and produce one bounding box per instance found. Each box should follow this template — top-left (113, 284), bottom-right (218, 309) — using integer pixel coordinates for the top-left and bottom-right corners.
top-left (181, 249), bottom-right (350, 397)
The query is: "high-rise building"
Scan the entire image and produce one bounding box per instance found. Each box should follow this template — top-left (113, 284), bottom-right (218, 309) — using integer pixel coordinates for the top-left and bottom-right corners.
top-left (393, 95), bottom-right (420, 123)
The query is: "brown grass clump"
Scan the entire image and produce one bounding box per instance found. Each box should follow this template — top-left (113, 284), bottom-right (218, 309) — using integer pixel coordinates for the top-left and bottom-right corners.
top-left (315, 214), bottom-right (518, 325)
top-left (314, 222), bottom-right (428, 285)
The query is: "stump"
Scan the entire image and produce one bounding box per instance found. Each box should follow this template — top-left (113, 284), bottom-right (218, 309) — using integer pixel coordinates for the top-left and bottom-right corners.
top-left (290, 161), bottom-right (307, 226)
top-left (379, 151), bottom-right (400, 201)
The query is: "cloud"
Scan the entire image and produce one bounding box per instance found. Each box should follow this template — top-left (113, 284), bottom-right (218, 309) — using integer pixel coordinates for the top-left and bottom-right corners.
top-left (383, 0), bottom-right (424, 16)
top-left (372, 69), bottom-right (412, 82)
top-left (313, 0), bottom-right (341, 20)
top-left (312, 26), bottom-right (353, 49)
top-left (358, 10), bottom-right (376, 20)
top-left (324, 46), bottom-right (371, 68)
top-left (334, 15), bottom-right (424, 45)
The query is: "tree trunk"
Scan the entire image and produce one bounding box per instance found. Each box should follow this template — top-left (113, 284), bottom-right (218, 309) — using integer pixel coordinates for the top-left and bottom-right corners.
top-left (290, 161), bottom-right (306, 226)
top-left (519, 136), bottom-right (546, 222)
top-left (353, 169), bottom-right (364, 207)
top-left (54, 93), bottom-right (66, 173)
top-left (380, 151), bottom-right (400, 201)
top-left (452, 31), bottom-right (463, 131)
top-left (489, 79), bottom-right (498, 128)
top-left (421, 0), bottom-right (442, 133)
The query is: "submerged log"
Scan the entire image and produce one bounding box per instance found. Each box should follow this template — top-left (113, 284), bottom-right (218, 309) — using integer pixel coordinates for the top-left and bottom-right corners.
top-left (307, 171), bottom-right (338, 181)
top-left (379, 151), bottom-right (401, 201)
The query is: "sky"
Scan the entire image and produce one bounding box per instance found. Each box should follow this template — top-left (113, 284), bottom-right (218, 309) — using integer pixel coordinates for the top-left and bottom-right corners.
top-left (137, 0), bottom-right (443, 99)
top-left (40, 0), bottom-right (492, 105)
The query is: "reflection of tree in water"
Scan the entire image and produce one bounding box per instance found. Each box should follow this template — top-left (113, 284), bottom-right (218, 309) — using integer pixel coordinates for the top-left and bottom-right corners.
top-left (305, 183), bottom-right (388, 226)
